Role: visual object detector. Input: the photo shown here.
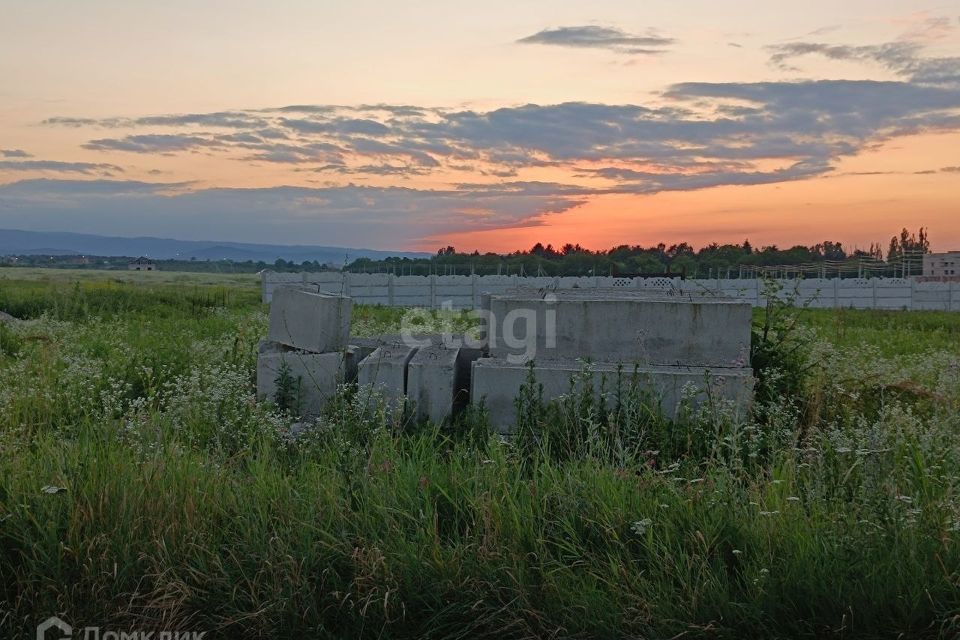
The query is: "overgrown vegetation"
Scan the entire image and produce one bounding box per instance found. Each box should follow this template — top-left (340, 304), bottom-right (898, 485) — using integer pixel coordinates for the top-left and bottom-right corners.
top-left (1, 275), bottom-right (959, 638)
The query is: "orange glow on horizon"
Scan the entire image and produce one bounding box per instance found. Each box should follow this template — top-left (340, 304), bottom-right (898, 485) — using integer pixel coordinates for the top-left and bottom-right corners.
top-left (421, 132), bottom-right (960, 254)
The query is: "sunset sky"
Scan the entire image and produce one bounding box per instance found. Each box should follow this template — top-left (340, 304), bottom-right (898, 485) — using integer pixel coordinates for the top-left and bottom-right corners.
top-left (1, 0), bottom-right (958, 252)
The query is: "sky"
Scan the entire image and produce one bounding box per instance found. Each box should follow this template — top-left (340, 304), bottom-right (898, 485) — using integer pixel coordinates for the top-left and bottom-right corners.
top-left (0, 0), bottom-right (958, 253)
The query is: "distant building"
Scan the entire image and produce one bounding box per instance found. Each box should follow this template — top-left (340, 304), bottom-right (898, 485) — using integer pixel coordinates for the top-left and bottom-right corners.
top-left (128, 257), bottom-right (156, 271)
top-left (923, 251), bottom-right (960, 278)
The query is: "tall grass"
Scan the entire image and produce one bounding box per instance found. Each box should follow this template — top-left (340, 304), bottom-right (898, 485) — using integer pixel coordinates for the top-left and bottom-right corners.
top-left (2, 277), bottom-right (960, 638)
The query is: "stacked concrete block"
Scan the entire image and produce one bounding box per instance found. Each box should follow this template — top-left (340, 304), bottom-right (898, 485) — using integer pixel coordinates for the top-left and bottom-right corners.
top-left (257, 345), bottom-right (360, 417)
top-left (472, 289), bottom-right (755, 431)
top-left (257, 285), bottom-right (755, 429)
top-left (407, 345), bottom-right (483, 424)
top-left (482, 289), bottom-right (751, 366)
top-left (268, 287), bottom-right (351, 354)
top-left (256, 287), bottom-right (354, 418)
top-left (356, 342), bottom-right (419, 410)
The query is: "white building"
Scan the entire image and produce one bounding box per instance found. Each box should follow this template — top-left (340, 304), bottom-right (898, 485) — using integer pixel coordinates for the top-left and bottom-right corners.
top-left (923, 251), bottom-right (960, 277)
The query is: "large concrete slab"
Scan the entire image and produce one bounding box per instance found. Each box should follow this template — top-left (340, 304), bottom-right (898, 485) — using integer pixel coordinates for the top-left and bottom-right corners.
top-left (471, 357), bottom-right (754, 432)
top-left (356, 343), bottom-right (419, 409)
top-left (257, 346), bottom-right (358, 417)
top-left (268, 287), bottom-right (351, 353)
top-left (406, 345), bottom-right (483, 424)
top-left (482, 289), bottom-right (751, 367)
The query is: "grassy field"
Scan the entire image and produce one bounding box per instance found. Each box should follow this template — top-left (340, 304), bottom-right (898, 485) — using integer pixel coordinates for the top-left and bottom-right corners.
top-left (1, 274), bottom-right (959, 638)
top-left (0, 265), bottom-right (260, 286)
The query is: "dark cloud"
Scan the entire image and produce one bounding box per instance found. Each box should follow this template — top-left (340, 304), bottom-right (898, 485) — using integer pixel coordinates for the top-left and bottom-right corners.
top-left (0, 178), bottom-right (184, 196)
top-left (82, 134), bottom-right (221, 153)
top-left (42, 117), bottom-right (114, 127)
top-left (240, 141), bottom-right (346, 164)
top-left (0, 160), bottom-right (123, 175)
top-left (132, 112), bottom-right (268, 129)
top-left (319, 163), bottom-right (433, 177)
top-left (1, 149), bottom-right (33, 158)
top-left (586, 159), bottom-right (829, 193)
top-left (44, 112), bottom-right (267, 129)
top-left (941, 165), bottom-right (960, 172)
top-left (262, 105), bottom-right (341, 115)
top-left (766, 30), bottom-right (960, 86)
top-left (358, 104), bottom-right (430, 117)
top-left (279, 117), bottom-right (391, 136)
top-left (517, 25), bottom-right (674, 55)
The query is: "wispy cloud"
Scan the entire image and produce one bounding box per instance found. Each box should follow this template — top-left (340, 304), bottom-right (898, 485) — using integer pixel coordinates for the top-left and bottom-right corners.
top-left (82, 134), bottom-right (222, 154)
top-left (43, 112), bottom-right (268, 129)
top-left (517, 25), bottom-right (674, 55)
top-left (766, 17), bottom-right (960, 86)
top-left (1, 149), bottom-right (33, 158)
top-left (0, 160), bottom-right (123, 175)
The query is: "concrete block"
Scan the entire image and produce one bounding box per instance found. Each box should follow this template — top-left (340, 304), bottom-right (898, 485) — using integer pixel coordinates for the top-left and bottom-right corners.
top-left (257, 338), bottom-right (292, 355)
top-left (406, 345), bottom-right (483, 424)
top-left (268, 287), bottom-right (351, 353)
top-left (256, 348), bottom-right (358, 417)
top-left (471, 357), bottom-right (754, 432)
top-left (356, 343), bottom-right (419, 409)
top-left (349, 333), bottom-right (459, 362)
top-left (484, 289), bottom-right (752, 367)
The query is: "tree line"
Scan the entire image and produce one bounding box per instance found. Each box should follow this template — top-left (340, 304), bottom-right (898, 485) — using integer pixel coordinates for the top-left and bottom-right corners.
top-left (346, 227), bottom-right (932, 278)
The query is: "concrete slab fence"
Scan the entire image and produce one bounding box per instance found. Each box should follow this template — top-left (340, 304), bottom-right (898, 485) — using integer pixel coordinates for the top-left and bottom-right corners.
top-left (262, 271), bottom-right (960, 312)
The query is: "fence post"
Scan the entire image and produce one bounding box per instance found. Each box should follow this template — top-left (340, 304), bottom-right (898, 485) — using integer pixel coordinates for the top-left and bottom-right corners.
top-left (430, 274), bottom-right (437, 310)
top-left (833, 278), bottom-right (839, 309)
top-left (342, 272), bottom-right (351, 298)
top-left (388, 273), bottom-right (395, 307)
top-left (951, 281), bottom-right (958, 312)
top-left (471, 274), bottom-right (479, 309)
top-left (909, 277), bottom-right (915, 311)
top-left (872, 277), bottom-right (878, 309)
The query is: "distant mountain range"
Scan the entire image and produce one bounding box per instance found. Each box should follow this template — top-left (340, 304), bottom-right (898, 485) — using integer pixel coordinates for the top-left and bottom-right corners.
top-left (0, 229), bottom-right (430, 264)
